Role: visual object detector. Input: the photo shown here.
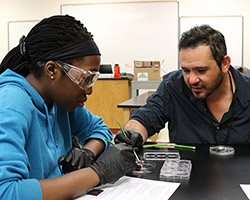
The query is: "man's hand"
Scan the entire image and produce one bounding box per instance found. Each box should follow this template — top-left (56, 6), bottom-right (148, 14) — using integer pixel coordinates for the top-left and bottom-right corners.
top-left (58, 147), bottom-right (95, 174)
top-left (90, 143), bottom-right (136, 185)
top-left (114, 130), bottom-right (143, 150)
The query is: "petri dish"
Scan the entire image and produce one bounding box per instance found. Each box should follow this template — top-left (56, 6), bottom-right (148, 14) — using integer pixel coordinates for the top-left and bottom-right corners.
top-left (132, 160), bottom-right (156, 175)
top-left (209, 145), bottom-right (235, 157)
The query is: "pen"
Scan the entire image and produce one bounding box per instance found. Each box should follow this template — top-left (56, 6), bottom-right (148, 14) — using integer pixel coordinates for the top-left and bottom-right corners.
top-left (117, 121), bottom-right (142, 164)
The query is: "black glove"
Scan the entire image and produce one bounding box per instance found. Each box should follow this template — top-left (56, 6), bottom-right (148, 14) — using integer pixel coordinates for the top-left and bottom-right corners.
top-left (90, 143), bottom-right (137, 185)
top-left (58, 147), bottom-right (95, 174)
top-left (114, 130), bottom-right (143, 150)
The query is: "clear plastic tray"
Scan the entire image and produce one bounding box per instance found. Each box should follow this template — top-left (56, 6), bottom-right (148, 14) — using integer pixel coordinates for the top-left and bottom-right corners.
top-left (160, 159), bottom-right (192, 180)
top-left (143, 150), bottom-right (180, 160)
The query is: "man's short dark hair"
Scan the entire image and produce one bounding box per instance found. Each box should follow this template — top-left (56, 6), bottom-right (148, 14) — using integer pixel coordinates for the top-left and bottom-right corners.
top-left (179, 24), bottom-right (227, 69)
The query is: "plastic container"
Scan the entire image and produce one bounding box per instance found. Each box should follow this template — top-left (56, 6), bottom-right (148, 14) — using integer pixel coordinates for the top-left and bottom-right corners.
top-left (114, 64), bottom-right (120, 78)
top-left (144, 150), bottom-right (180, 160)
top-left (132, 160), bottom-right (156, 175)
top-left (209, 145), bottom-right (235, 157)
top-left (160, 158), bottom-right (192, 180)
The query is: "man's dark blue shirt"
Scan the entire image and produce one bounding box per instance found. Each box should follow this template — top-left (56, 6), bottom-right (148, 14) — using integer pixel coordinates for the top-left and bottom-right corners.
top-left (130, 66), bottom-right (250, 144)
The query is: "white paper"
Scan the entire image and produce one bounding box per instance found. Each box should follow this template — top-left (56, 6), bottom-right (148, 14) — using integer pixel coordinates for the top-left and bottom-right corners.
top-left (240, 184), bottom-right (250, 199)
top-left (76, 176), bottom-right (180, 200)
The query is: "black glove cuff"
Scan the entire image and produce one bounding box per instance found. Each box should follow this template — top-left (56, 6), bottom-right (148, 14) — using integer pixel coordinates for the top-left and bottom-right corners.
top-left (90, 163), bottom-right (106, 185)
top-left (83, 148), bottom-right (95, 161)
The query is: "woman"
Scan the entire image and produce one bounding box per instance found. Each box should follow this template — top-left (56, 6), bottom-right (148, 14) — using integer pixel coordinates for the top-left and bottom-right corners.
top-left (0, 15), bottom-right (136, 199)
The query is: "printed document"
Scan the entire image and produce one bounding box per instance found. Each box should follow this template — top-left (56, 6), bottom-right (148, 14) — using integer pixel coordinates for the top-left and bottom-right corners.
top-left (240, 184), bottom-right (250, 199)
top-left (76, 176), bottom-right (180, 200)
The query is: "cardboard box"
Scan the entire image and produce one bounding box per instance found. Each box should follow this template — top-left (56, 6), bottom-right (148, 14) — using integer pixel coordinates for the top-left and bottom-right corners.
top-left (134, 60), bottom-right (161, 68)
top-left (133, 60), bottom-right (161, 81)
top-left (134, 67), bottom-right (160, 81)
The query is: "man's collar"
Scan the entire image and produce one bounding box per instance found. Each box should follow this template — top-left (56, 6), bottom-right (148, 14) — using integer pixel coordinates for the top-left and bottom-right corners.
top-left (228, 66), bottom-right (250, 108)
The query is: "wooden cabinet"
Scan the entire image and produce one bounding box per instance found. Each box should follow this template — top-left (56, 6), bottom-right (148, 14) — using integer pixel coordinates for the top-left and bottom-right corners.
top-left (85, 79), bottom-right (131, 129)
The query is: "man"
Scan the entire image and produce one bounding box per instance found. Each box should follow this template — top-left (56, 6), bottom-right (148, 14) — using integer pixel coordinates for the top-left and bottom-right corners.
top-left (115, 24), bottom-right (250, 146)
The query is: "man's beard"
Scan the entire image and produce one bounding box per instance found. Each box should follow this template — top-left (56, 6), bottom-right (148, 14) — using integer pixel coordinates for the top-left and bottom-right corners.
top-left (190, 72), bottom-right (224, 99)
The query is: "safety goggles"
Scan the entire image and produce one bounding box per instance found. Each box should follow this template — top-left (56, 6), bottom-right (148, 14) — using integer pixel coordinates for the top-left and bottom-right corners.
top-left (55, 61), bottom-right (100, 90)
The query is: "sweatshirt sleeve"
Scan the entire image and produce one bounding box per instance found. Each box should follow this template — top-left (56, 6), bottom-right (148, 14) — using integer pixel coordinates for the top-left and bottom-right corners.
top-left (0, 108), bottom-right (42, 200)
top-left (69, 106), bottom-right (113, 150)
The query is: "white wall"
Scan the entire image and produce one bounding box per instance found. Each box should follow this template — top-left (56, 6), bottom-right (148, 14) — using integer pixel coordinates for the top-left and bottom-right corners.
top-left (1, 0), bottom-right (250, 68)
top-left (179, 0), bottom-right (250, 68)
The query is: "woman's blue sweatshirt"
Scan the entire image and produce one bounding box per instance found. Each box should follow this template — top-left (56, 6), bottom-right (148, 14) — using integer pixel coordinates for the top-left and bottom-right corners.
top-left (0, 69), bottom-right (112, 199)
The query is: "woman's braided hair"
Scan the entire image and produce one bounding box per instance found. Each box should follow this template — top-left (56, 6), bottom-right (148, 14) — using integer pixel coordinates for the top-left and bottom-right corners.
top-left (0, 15), bottom-right (92, 77)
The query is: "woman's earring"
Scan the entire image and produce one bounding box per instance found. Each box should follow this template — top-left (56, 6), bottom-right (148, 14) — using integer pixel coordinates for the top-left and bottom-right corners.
top-left (51, 76), bottom-right (54, 80)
